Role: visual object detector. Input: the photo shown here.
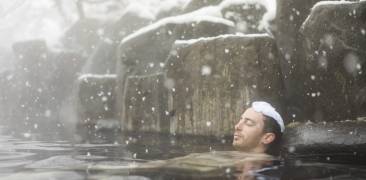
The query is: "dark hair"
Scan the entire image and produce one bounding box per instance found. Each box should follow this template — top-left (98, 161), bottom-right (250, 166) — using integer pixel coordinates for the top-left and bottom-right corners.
top-left (262, 115), bottom-right (283, 156)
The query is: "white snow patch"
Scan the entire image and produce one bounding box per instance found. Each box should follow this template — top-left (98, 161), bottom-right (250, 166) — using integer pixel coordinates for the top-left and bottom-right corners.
top-left (218, 0), bottom-right (276, 30)
top-left (312, 1), bottom-right (353, 10)
top-left (302, 1), bottom-right (354, 31)
top-left (121, 14), bottom-right (234, 44)
top-left (125, 0), bottom-right (189, 19)
top-left (78, 74), bottom-right (117, 81)
top-left (174, 33), bottom-right (270, 45)
top-left (121, 0), bottom-right (276, 44)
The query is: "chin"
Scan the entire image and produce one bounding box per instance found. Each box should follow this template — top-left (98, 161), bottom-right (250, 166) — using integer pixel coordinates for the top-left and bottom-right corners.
top-left (232, 141), bottom-right (241, 148)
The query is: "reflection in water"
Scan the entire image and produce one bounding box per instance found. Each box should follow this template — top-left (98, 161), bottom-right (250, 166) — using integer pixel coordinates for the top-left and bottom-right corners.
top-left (235, 159), bottom-right (277, 180)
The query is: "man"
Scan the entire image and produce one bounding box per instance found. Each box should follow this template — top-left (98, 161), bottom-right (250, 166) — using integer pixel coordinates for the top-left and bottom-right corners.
top-left (233, 101), bottom-right (285, 155)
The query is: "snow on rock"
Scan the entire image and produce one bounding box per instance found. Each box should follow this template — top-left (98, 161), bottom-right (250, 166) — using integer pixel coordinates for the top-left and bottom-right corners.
top-left (174, 33), bottom-right (270, 45)
top-left (183, 0), bottom-right (276, 31)
top-left (121, 0), bottom-right (276, 45)
top-left (121, 15), bottom-right (234, 44)
top-left (123, 0), bottom-right (190, 20)
top-left (116, 13), bottom-right (234, 82)
top-left (78, 74), bottom-right (117, 82)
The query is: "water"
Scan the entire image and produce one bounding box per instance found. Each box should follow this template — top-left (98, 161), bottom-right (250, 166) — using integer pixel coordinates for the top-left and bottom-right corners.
top-left (0, 128), bottom-right (365, 180)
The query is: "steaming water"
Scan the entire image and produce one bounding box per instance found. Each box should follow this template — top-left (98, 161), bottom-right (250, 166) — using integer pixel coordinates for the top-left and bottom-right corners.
top-left (0, 126), bottom-right (365, 180)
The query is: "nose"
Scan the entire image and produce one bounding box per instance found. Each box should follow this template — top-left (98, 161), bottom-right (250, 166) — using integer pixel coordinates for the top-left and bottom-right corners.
top-left (234, 120), bottom-right (243, 131)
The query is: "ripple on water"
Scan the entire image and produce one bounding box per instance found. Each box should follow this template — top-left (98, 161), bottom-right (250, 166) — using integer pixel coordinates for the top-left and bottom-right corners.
top-left (0, 152), bottom-right (35, 161)
top-left (0, 160), bottom-right (34, 168)
top-left (1, 171), bottom-right (84, 180)
top-left (26, 156), bottom-right (88, 169)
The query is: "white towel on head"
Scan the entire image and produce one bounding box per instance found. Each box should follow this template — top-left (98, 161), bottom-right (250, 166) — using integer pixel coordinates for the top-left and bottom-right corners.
top-left (252, 101), bottom-right (285, 133)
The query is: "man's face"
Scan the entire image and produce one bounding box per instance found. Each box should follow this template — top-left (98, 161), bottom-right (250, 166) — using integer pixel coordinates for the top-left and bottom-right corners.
top-left (233, 108), bottom-right (266, 152)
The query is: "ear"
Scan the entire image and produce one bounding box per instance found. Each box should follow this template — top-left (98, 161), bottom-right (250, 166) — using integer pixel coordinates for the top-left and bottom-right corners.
top-left (261, 133), bottom-right (275, 145)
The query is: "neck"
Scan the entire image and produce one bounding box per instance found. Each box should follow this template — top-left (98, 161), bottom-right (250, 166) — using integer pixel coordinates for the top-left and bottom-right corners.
top-left (247, 145), bottom-right (266, 154)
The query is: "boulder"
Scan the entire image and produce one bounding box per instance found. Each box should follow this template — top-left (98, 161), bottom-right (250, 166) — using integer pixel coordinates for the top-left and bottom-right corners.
top-left (0, 70), bottom-right (16, 123)
top-left (299, 1), bottom-right (366, 121)
top-left (62, 18), bottom-right (105, 55)
top-left (77, 74), bottom-right (117, 123)
top-left (115, 14), bottom-right (235, 122)
top-left (184, 0), bottom-right (272, 34)
top-left (122, 73), bottom-right (169, 133)
top-left (273, 0), bottom-right (361, 121)
top-left (283, 119), bottom-right (366, 163)
top-left (274, 0), bottom-right (329, 121)
top-left (52, 52), bottom-right (86, 102)
top-left (12, 40), bottom-right (50, 76)
top-left (220, 2), bottom-right (267, 34)
top-left (117, 15), bottom-right (234, 77)
top-left (7, 40), bottom-right (87, 133)
top-left (165, 34), bottom-right (284, 136)
top-left (10, 40), bottom-right (55, 131)
top-left (82, 9), bottom-right (154, 74)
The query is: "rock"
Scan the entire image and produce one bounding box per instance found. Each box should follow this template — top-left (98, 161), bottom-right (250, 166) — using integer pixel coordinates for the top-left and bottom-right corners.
top-left (220, 2), bottom-right (267, 34)
top-left (273, 0), bottom-right (361, 121)
top-left (77, 74), bottom-right (117, 123)
top-left (274, 0), bottom-right (329, 121)
top-left (117, 15), bottom-right (234, 77)
top-left (52, 52), bottom-right (86, 101)
top-left (299, 1), bottom-right (366, 122)
top-left (6, 40), bottom-right (87, 133)
top-left (184, 0), bottom-right (272, 34)
top-left (115, 14), bottom-right (235, 122)
top-left (283, 121), bottom-right (366, 158)
top-left (10, 40), bottom-right (55, 131)
top-left (82, 9), bottom-right (154, 74)
top-left (274, 0), bottom-right (330, 59)
top-left (122, 73), bottom-right (169, 133)
top-left (12, 40), bottom-right (50, 75)
top-left (62, 18), bottom-right (105, 55)
top-left (165, 34), bottom-right (284, 136)
top-left (0, 70), bottom-right (16, 123)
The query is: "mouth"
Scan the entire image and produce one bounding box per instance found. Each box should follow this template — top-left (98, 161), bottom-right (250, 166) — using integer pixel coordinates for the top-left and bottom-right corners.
top-left (233, 134), bottom-right (240, 140)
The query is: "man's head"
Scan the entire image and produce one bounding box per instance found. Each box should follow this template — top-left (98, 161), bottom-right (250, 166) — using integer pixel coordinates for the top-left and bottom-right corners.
top-left (233, 101), bottom-right (284, 155)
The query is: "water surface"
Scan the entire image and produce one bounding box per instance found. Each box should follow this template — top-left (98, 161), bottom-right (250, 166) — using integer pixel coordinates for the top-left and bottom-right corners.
top-left (0, 128), bottom-right (365, 180)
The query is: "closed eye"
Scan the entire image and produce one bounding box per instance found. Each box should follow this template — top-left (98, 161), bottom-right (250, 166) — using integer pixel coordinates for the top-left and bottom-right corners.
top-left (244, 118), bottom-right (256, 126)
